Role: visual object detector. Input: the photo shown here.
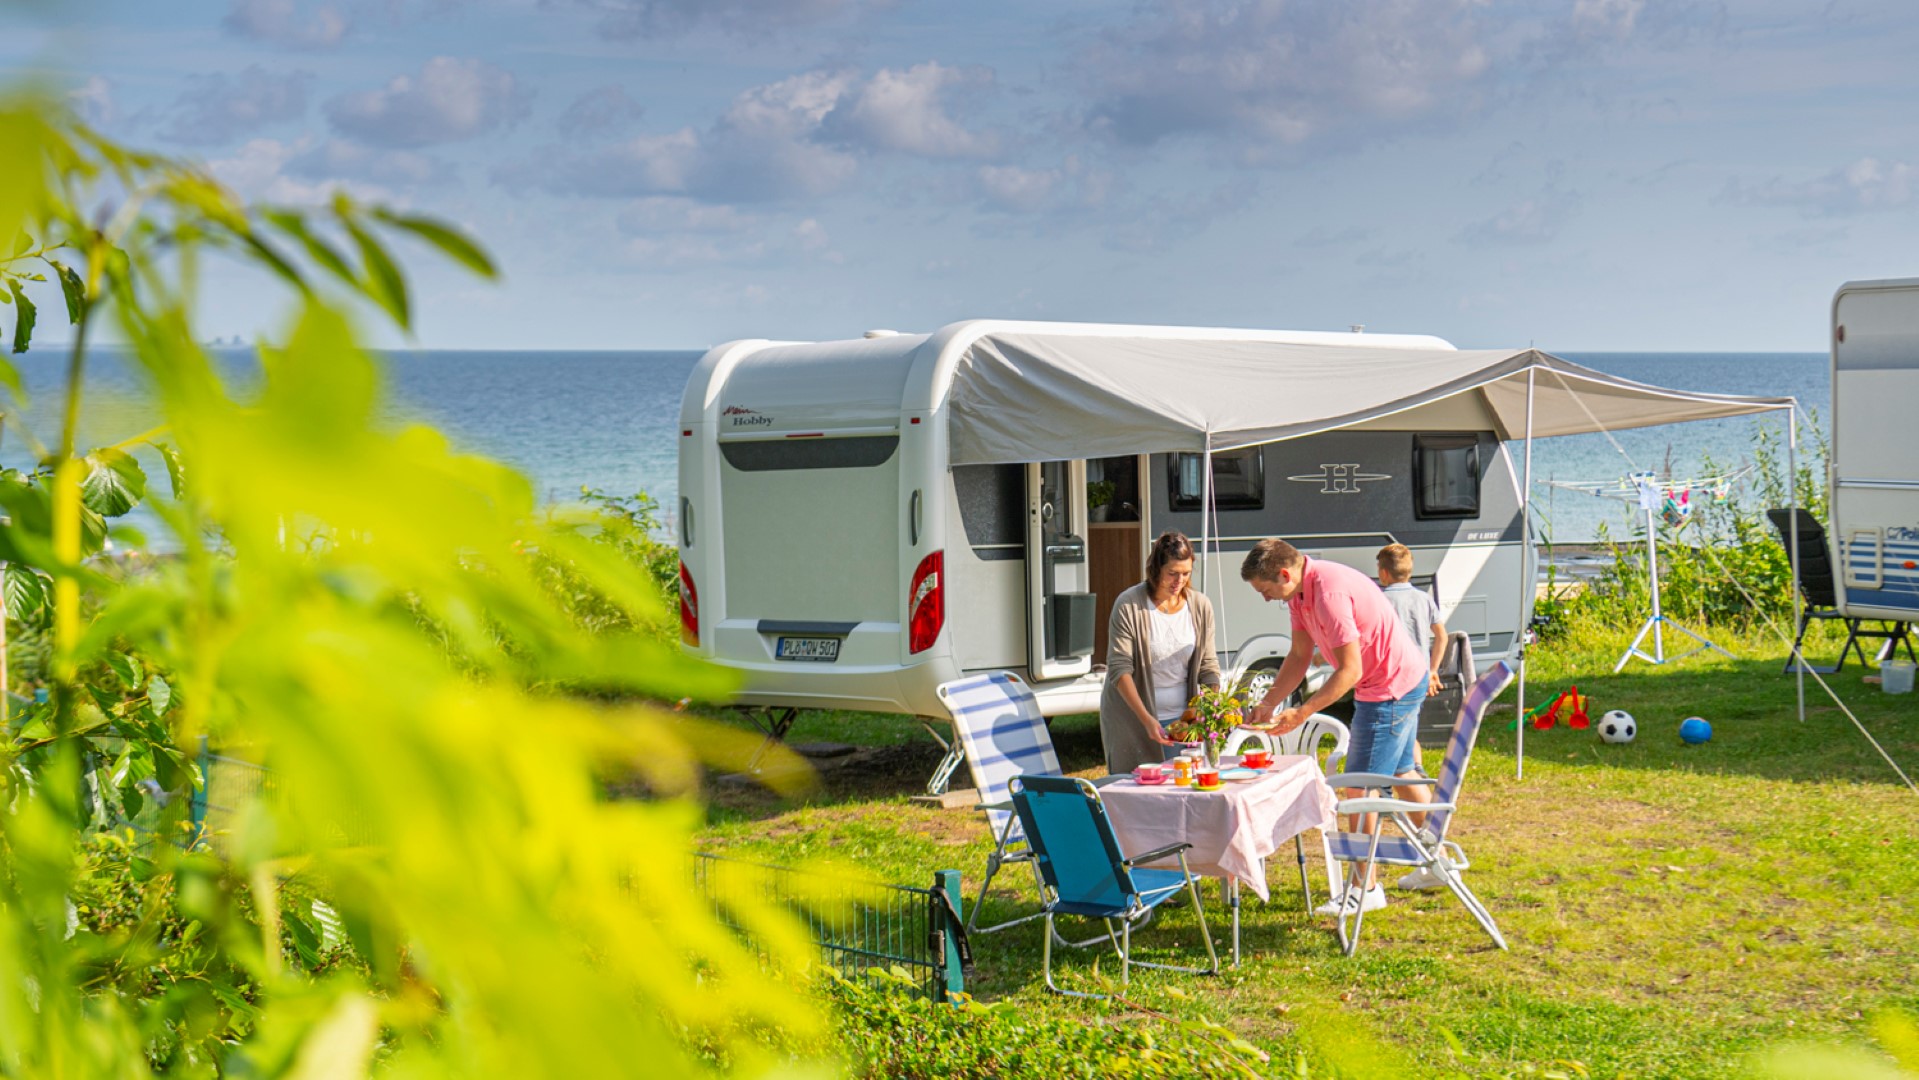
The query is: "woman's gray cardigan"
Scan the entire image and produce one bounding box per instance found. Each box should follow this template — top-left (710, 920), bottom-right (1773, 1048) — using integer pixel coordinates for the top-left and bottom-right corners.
top-left (1098, 583), bottom-right (1223, 774)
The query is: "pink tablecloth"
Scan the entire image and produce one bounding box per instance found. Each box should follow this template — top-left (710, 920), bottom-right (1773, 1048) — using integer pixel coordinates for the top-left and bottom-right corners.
top-left (1100, 755), bottom-right (1337, 902)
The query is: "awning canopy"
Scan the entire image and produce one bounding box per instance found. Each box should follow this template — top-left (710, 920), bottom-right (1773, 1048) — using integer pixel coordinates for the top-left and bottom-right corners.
top-left (945, 333), bottom-right (1795, 465)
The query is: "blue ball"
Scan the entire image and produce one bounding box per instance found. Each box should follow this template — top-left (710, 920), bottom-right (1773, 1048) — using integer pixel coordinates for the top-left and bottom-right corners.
top-left (1679, 717), bottom-right (1713, 744)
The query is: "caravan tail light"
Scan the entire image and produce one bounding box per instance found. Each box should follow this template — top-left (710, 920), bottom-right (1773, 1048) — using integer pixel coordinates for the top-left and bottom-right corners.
top-left (908, 550), bottom-right (944, 654)
top-left (679, 562), bottom-right (700, 647)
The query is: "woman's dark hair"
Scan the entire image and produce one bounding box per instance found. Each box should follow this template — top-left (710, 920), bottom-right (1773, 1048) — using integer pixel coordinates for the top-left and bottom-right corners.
top-left (1144, 530), bottom-right (1196, 595)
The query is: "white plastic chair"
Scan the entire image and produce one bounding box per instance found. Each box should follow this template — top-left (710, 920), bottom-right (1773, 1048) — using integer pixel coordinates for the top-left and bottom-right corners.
top-left (1225, 714), bottom-right (1350, 907)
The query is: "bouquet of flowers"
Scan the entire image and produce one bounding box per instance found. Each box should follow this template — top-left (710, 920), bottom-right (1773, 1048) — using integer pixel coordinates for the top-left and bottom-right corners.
top-left (1170, 680), bottom-right (1256, 743)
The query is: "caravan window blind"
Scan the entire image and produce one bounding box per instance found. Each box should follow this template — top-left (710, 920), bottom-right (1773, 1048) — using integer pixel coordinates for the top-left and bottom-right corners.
top-left (1167, 447), bottom-right (1265, 511)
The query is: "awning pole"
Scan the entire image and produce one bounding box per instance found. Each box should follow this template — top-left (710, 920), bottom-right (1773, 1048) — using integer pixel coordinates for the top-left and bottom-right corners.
top-left (1517, 368), bottom-right (1536, 780)
top-left (1201, 434), bottom-right (1215, 595)
top-left (1790, 408), bottom-right (1804, 722)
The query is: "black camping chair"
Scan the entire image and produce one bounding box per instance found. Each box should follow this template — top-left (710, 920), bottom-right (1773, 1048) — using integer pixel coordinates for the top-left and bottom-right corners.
top-left (1767, 509), bottom-right (1917, 674)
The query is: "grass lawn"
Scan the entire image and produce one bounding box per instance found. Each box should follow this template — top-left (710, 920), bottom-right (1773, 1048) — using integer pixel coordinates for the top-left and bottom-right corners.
top-left (689, 626), bottom-right (1919, 1077)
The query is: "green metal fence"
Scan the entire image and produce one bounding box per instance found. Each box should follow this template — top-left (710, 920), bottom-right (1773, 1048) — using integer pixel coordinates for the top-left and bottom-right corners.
top-left (187, 746), bottom-right (272, 848)
top-left (692, 852), bottom-right (969, 1002)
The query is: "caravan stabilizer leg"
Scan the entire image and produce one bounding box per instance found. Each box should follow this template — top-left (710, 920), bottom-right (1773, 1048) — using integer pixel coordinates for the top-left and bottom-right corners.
top-left (743, 707), bottom-right (799, 772)
top-left (918, 715), bottom-right (966, 796)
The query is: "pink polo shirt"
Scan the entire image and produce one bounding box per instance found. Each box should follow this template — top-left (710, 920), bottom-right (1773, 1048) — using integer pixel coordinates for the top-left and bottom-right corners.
top-left (1288, 557), bottom-right (1426, 703)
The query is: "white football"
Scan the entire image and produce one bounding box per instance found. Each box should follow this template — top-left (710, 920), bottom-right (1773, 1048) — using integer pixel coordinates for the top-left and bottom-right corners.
top-left (1599, 710), bottom-right (1636, 744)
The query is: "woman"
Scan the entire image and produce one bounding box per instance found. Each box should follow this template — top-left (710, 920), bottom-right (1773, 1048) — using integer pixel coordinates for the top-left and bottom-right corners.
top-left (1099, 530), bottom-right (1223, 774)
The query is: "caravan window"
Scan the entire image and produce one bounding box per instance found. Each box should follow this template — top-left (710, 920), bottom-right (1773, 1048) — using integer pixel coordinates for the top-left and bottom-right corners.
top-left (1414, 434), bottom-right (1480, 519)
top-left (718, 435), bottom-right (899, 472)
top-left (1167, 447), bottom-right (1265, 511)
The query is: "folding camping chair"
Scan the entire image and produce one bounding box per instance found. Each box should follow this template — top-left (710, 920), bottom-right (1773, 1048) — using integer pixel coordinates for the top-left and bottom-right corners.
top-left (1768, 508), bottom-right (1917, 674)
top-left (1008, 774), bottom-right (1220, 998)
top-left (936, 671), bottom-right (1118, 941)
top-left (1225, 713), bottom-right (1350, 910)
top-left (1323, 661), bottom-right (1515, 956)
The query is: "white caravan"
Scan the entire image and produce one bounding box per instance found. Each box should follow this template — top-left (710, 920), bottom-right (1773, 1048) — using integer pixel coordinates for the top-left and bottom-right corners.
top-left (1831, 279), bottom-right (1919, 621)
top-left (676, 320), bottom-right (1789, 785)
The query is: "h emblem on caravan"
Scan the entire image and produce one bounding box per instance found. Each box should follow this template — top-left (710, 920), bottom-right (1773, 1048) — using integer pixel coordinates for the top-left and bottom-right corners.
top-left (1288, 463), bottom-right (1391, 494)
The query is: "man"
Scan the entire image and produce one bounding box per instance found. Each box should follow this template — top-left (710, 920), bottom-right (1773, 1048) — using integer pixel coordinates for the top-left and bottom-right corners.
top-left (1240, 539), bottom-right (1433, 916)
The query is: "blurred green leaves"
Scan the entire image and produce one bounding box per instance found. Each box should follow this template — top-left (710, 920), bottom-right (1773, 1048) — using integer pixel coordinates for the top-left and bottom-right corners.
top-left (0, 88), bottom-right (813, 1078)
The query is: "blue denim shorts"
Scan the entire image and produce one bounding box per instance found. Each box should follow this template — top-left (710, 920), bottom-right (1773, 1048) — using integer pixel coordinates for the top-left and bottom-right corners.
top-left (1347, 681), bottom-right (1428, 777)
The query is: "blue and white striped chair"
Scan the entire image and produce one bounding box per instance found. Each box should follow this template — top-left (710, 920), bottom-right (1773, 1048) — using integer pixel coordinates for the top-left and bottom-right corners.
top-left (938, 671), bottom-right (1107, 938)
top-left (1323, 661), bottom-right (1515, 955)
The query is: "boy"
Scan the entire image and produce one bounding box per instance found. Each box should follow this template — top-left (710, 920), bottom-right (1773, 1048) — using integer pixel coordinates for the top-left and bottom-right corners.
top-left (1375, 543), bottom-right (1452, 891)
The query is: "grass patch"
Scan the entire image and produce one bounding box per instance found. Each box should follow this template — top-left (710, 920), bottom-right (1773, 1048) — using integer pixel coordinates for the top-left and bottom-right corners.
top-left (686, 626), bottom-right (1919, 1076)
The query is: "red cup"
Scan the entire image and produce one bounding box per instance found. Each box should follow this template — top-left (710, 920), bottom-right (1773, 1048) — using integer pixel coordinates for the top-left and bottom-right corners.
top-left (1241, 749), bottom-right (1271, 769)
top-left (1196, 767), bottom-right (1220, 788)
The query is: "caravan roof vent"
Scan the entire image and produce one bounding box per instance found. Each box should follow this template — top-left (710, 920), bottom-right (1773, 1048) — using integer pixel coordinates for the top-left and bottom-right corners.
top-left (863, 329), bottom-right (902, 339)
top-left (1349, 324), bottom-right (1366, 333)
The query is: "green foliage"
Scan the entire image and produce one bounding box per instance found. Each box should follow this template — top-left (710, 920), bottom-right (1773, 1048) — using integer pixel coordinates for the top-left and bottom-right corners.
top-left (0, 91), bottom-right (818, 1077)
top-left (1536, 418), bottom-right (1830, 639)
top-left (536, 487), bottom-right (681, 641)
top-left (826, 968), bottom-right (1274, 1078)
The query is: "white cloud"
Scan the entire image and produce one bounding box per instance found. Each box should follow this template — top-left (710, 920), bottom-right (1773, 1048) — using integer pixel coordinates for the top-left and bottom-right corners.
top-left (975, 164), bottom-right (1059, 213)
top-left (290, 139), bottom-right (455, 187)
top-left (556, 85), bottom-right (647, 137)
top-left (1083, 0), bottom-right (1497, 151)
top-left (576, 0), bottom-right (888, 40)
top-left (204, 137), bottom-right (389, 205)
top-left (497, 64), bottom-right (999, 204)
top-left (326, 57), bottom-right (531, 149)
top-left (1456, 191), bottom-right (1581, 246)
top-left (160, 66), bottom-right (311, 146)
top-left (820, 63), bottom-right (1000, 159)
top-left (1724, 157), bottom-right (1915, 216)
top-left (612, 197), bottom-right (838, 267)
top-left (68, 76), bottom-right (115, 127)
top-left (224, 0), bottom-right (347, 48)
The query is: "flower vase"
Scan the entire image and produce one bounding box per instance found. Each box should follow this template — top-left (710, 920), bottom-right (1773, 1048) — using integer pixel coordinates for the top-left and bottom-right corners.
top-left (1203, 738), bottom-right (1221, 770)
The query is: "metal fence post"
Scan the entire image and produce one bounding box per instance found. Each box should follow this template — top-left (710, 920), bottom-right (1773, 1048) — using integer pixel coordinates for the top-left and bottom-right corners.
top-left (933, 869), bottom-right (965, 1003)
top-left (187, 734), bottom-right (209, 844)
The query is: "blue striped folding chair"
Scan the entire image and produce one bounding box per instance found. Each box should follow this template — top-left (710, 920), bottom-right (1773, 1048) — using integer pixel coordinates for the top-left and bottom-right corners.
top-left (937, 672), bottom-right (1077, 938)
top-left (1323, 661), bottom-right (1515, 955)
top-left (1009, 774), bottom-right (1219, 997)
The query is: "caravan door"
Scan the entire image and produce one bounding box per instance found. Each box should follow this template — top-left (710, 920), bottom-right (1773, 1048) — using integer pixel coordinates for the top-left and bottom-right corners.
top-left (1026, 461), bottom-right (1096, 680)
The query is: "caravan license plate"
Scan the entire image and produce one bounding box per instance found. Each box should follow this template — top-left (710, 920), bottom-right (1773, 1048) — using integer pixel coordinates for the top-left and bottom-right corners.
top-left (776, 636), bottom-right (841, 662)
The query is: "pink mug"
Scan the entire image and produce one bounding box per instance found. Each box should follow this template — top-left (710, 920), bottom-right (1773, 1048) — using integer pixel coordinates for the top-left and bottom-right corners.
top-left (1133, 763), bottom-right (1166, 784)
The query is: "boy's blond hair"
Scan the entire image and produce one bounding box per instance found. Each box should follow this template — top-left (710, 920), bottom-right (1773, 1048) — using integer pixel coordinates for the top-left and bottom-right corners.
top-left (1375, 543), bottom-right (1414, 582)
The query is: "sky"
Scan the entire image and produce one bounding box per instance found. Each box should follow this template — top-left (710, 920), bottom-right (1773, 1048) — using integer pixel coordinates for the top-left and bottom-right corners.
top-left (3, 0), bottom-right (1916, 352)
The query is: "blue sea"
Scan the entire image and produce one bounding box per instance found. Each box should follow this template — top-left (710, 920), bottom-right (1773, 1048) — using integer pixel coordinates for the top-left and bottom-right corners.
top-left (6, 347), bottom-right (1827, 546)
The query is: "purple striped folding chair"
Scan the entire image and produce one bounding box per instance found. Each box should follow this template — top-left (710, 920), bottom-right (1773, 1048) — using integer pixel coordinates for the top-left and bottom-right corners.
top-left (1323, 661), bottom-right (1515, 955)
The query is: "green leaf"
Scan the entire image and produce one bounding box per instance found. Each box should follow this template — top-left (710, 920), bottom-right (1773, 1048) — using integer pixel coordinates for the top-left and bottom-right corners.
top-left (2, 562), bottom-right (46, 621)
top-left (105, 651), bottom-right (139, 689)
top-left (7, 279), bottom-right (34, 354)
top-left (153, 441), bottom-right (186, 500)
top-left (265, 210), bottom-right (358, 287)
top-left (45, 259), bottom-right (84, 324)
top-left (147, 674), bottom-right (172, 716)
top-left (372, 209), bottom-right (498, 280)
top-left (81, 447), bottom-right (146, 517)
top-left (11, 233), bottom-right (29, 257)
top-left (240, 232), bottom-right (308, 294)
top-left (342, 215), bottom-right (409, 329)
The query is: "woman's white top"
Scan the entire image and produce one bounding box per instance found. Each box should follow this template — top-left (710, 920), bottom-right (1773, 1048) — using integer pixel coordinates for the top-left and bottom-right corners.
top-left (1147, 604), bottom-right (1196, 721)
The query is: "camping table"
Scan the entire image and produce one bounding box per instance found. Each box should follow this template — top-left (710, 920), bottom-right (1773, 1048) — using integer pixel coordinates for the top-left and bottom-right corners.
top-left (1100, 754), bottom-right (1338, 965)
